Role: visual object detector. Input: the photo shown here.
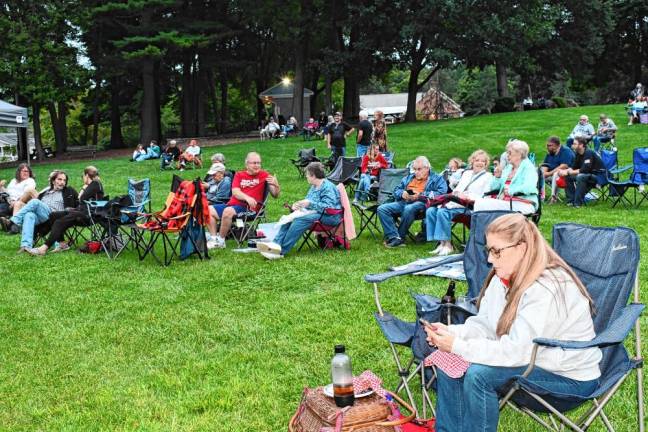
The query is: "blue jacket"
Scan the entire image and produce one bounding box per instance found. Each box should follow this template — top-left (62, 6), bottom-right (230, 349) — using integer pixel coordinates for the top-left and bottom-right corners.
top-left (490, 158), bottom-right (538, 209)
top-left (306, 179), bottom-right (341, 212)
top-left (394, 172), bottom-right (447, 202)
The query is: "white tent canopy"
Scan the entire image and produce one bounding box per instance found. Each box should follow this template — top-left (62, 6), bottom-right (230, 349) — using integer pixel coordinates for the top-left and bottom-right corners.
top-left (0, 99), bottom-right (28, 128)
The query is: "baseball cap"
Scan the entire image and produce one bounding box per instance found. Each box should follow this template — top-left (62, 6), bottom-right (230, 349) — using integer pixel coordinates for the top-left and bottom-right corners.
top-left (207, 163), bottom-right (226, 175)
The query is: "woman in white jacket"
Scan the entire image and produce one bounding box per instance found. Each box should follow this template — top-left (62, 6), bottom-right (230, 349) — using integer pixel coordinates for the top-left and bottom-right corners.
top-left (426, 213), bottom-right (601, 432)
top-left (427, 149), bottom-right (493, 256)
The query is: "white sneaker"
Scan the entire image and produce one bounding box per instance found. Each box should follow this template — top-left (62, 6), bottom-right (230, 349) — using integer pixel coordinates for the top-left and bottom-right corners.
top-left (257, 241), bottom-right (281, 255)
top-left (429, 244), bottom-right (443, 255)
top-left (260, 251), bottom-right (283, 260)
top-left (438, 245), bottom-right (454, 256)
top-left (207, 240), bottom-right (218, 250)
top-left (213, 235), bottom-right (226, 249)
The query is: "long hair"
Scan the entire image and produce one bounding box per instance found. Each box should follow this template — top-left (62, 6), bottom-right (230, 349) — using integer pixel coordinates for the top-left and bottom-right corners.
top-left (15, 163), bottom-right (33, 181)
top-left (84, 166), bottom-right (100, 181)
top-left (48, 170), bottom-right (68, 189)
top-left (477, 213), bottom-right (594, 337)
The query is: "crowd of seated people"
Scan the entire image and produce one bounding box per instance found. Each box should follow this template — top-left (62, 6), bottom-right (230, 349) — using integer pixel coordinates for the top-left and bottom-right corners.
top-left (353, 144), bottom-right (388, 203)
top-left (132, 140), bottom-right (161, 162)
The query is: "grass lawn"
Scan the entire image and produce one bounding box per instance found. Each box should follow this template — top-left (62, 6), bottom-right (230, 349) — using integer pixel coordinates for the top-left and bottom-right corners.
top-left (0, 105), bottom-right (646, 431)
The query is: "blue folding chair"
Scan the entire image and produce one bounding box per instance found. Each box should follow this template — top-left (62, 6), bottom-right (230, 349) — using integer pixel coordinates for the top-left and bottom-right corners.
top-left (607, 147), bottom-right (648, 208)
top-left (499, 223), bottom-right (645, 432)
top-left (595, 149), bottom-right (631, 202)
top-left (366, 210), bottom-right (511, 418)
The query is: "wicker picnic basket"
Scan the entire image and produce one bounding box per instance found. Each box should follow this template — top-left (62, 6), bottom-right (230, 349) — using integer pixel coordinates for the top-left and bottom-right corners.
top-left (289, 388), bottom-right (415, 432)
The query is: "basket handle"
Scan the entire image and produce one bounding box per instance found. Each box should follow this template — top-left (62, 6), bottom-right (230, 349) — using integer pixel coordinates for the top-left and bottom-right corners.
top-left (372, 390), bottom-right (416, 427)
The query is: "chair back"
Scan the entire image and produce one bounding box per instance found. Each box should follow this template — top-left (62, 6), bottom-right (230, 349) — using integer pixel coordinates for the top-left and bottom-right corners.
top-left (128, 178), bottom-right (150, 206)
top-left (327, 157), bottom-right (362, 184)
top-left (297, 148), bottom-right (317, 162)
top-left (377, 168), bottom-right (409, 205)
top-left (382, 151), bottom-right (395, 168)
top-left (598, 149), bottom-right (619, 186)
top-left (552, 224), bottom-right (639, 384)
top-left (631, 147), bottom-right (648, 185)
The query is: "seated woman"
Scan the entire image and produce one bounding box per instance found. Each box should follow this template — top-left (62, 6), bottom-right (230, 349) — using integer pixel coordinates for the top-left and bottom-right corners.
top-left (27, 166), bottom-right (104, 255)
top-left (473, 139), bottom-right (538, 215)
top-left (204, 163), bottom-right (231, 205)
top-left (0, 163), bottom-right (38, 217)
top-left (146, 140), bottom-right (161, 159)
top-left (445, 157), bottom-right (465, 191)
top-left (353, 144), bottom-right (388, 203)
top-left (427, 149), bottom-right (493, 256)
top-left (258, 162), bottom-right (341, 259)
top-left (2, 170), bottom-right (78, 251)
top-left (425, 213), bottom-right (601, 432)
top-left (627, 96), bottom-right (647, 125)
top-left (178, 139), bottom-right (202, 170)
top-left (132, 144), bottom-right (147, 162)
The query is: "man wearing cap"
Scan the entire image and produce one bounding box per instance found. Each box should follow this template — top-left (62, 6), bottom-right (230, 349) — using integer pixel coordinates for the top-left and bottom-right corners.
top-left (326, 112), bottom-right (355, 165)
top-left (204, 163), bottom-right (231, 205)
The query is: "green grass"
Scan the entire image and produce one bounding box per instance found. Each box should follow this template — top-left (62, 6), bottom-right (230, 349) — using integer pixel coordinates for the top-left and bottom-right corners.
top-left (0, 105), bottom-right (646, 431)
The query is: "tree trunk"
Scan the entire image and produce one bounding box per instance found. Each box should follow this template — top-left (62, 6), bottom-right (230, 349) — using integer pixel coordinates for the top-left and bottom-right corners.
top-left (342, 72), bottom-right (360, 120)
top-left (92, 76), bottom-right (100, 147)
top-left (325, 76), bottom-right (332, 115)
top-left (405, 65), bottom-right (421, 122)
top-left (48, 102), bottom-right (68, 154)
top-left (219, 69), bottom-right (228, 133)
top-left (206, 67), bottom-right (219, 132)
top-left (196, 63), bottom-right (207, 136)
top-left (181, 56), bottom-right (194, 137)
top-left (32, 103), bottom-right (45, 160)
top-left (292, 47), bottom-right (306, 125)
top-left (255, 79), bottom-right (266, 126)
top-left (57, 101), bottom-right (69, 152)
top-left (495, 61), bottom-right (509, 98)
top-left (140, 58), bottom-right (160, 145)
top-left (109, 79), bottom-right (125, 149)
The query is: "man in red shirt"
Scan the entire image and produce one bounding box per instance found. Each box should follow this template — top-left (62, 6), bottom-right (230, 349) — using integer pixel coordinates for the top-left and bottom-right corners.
top-left (207, 152), bottom-right (280, 249)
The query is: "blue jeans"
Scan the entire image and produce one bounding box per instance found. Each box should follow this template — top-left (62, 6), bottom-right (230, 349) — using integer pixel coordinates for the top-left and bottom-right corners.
top-left (160, 154), bottom-right (174, 169)
top-left (355, 173), bottom-right (375, 201)
top-left (592, 135), bottom-right (611, 152)
top-left (356, 144), bottom-right (369, 157)
top-left (10, 199), bottom-right (51, 248)
top-left (331, 146), bottom-right (346, 166)
top-left (377, 200), bottom-right (426, 241)
top-left (435, 364), bottom-right (599, 432)
top-left (425, 206), bottom-right (466, 242)
top-left (565, 173), bottom-right (597, 205)
top-left (274, 212), bottom-right (341, 255)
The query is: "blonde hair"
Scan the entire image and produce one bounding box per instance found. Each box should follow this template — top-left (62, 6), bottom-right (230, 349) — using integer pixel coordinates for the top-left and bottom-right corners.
top-left (468, 150), bottom-right (490, 167)
top-left (477, 213), bottom-right (594, 337)
top-left (506, 139), bottom-right (529, 159)
top-left (84, 166), bottom-right (100, 181)
top-left (448, 157), bottom-right (463, 170)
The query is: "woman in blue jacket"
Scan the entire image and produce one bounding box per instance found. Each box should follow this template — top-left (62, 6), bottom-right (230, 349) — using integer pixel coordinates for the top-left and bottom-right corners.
top-left (474, 140), bottom-right (538, 215)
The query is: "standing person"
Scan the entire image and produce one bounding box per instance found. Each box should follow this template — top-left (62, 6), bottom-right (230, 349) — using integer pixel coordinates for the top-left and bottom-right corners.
top-left (1, 170), bottom-right (78, 252)
top-left (540, 136), bottom-right (575, 203)
top-left (562, 137), bottom-right (605, 208)
top-left (258, 162), bottom-right (341, 259)
top-left (326, 112), bottom-right (354, 166)
top-left (0, 163), bottom-right (37, 216)
top-left (426, 213), bottom-right (601, 432)
top-left (356, 110), bottom-right (373, 157)
top-left (160, 140), bottom-right (182, 170)
top-left (372, 110), bottom-right (388, 152)
top-left (205, 152), bottom-right (280, 249)
top-left (592, 114), bottom-right (617, 151)
top-left (27, 166), bottom-right (104, 255)
top-left (565, 115), bottom-right (595, 147)
top-left (353, 144), bottom-right (388, 203)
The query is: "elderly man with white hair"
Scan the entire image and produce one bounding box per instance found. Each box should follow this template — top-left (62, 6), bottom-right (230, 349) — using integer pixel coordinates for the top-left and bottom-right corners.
top-left (356, 110), bottom-right (373, 157)
top-left (377, 156), bottom-right (447, 248)
top-left (565, 114), bottom-right (595, 147)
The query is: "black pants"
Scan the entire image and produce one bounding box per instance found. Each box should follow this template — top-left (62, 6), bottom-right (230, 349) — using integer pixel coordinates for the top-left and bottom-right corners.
top-left (45, 209), bottom-right (90, 247)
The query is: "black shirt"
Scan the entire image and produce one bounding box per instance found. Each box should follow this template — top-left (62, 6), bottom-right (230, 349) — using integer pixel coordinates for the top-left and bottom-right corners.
top-left (573, 149), bottom-right (604, 174)
top-left (164, 146), bottom-right (181, 160)
top-left (357, 119), bottom-right (373, 146)
top-left (328, 122), bottom-right (352, 148)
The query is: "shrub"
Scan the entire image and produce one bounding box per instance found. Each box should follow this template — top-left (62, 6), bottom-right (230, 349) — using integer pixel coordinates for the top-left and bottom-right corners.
top-left (552, 96), bottom-right (567, 108)
top-left (492, 97), bottom-right (515, 113)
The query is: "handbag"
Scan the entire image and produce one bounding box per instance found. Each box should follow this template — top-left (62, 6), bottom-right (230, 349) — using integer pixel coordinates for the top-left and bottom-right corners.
top-left (289, 388), bottom-right (415, 432)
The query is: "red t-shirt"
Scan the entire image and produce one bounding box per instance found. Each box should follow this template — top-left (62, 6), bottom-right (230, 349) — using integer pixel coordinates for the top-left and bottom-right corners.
top-left (361, 153), bottom-right (388, 176)
top-left (228, 170), bottom-right (269, 211)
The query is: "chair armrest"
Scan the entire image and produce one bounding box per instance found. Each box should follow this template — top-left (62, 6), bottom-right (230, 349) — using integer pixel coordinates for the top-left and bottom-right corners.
top-left (323, 208), bottom-right (343, 216)
top-left (610, 164), bottom-right (632, 175)
top-left (533, 303), bottom-right (644, 349)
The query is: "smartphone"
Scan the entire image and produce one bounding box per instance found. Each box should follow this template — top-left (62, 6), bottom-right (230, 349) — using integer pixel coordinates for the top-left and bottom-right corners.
top-left (419, 318), bottom-right (434, 329)
top-left (406, 189), bottom-right (415, 195)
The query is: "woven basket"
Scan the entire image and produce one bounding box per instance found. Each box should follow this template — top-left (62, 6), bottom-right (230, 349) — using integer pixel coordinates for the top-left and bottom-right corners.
top-left (289, 388), bottom-right (415, 432)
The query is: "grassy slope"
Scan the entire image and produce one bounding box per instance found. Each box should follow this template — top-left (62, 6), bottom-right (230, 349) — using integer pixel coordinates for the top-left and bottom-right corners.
top-left (0, 105), bottom-right (646, 431)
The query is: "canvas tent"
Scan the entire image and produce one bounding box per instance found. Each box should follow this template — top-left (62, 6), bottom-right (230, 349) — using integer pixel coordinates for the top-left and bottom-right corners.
top-left (360, 92), bottom-right (424, 122)
top-left (259, 82), bottom-right (313, 122)
top-left (0, 100), bottom-right (29, 162)
top-left (416, 87), bottom-right (463, 120)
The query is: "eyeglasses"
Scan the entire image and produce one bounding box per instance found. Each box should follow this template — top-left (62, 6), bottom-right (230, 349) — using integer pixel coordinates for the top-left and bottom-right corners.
top-left (485, 241), bottom-right (523, 259)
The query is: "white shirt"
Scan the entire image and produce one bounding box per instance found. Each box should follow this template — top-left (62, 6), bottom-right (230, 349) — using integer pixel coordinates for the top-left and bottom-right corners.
top-left (185, 145), bottom-right (201, 156)
top-left (446, 169), bottom-right (493, 209)
top-left (6, 177), bottom-right (36, 202)
top-left (450, 269), bottom-right (602, 381)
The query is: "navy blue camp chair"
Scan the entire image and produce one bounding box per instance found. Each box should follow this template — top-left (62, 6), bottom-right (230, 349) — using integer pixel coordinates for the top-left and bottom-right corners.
top-left (365, 210), bottom-right (511, 417)
top-left (607, 147), bottom-right (648, 208)
top-left (595, 149), bottom-right (631, 202)
top-left (498, 223), bottom-right (644, 432)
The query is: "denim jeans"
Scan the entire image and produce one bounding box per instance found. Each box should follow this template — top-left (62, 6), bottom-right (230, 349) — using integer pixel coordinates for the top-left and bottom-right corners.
top-left (331, 146), bottom-right (346, 166)
top-left (10, 199), bottom-right (51, 248)
top-left (356, 144), bottom-right (369, 157)
top-left (160, 154), bottom-right (174, 169)
top-left (435, 364), bottom-right (599, 432)
top-left (354, 173), bottom-right (375, 201)
top-left (377, 200), bottom-right (426, 241)
top-left (592, 135), bottom-right (611, 152)
top-left (565, 173), bottom-right (597, 205)
top-left (274, 212), bottom-right (341, 255)
top-left (425, 206), bottom-right (466, 242)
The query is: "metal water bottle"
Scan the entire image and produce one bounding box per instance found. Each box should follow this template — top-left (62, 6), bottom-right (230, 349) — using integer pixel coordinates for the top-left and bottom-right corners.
top-left (331, 345), bottom-right (355, 407)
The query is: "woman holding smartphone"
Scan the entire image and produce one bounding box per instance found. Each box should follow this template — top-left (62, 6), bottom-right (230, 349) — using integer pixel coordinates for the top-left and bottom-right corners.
top-left (425, 213), bottom-right (601, 432)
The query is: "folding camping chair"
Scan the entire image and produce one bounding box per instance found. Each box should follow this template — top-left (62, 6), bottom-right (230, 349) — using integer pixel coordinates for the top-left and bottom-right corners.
top-left (592, 149), bottom-right (631, 202)
top-left (290, 148), bottom-right (320, 178)
top-left (326, 156), bottom-right (362, 194)
top-left (228, 183), bottom-right (270, 247)
top-left (607, 147), bottom-right (648, 208)
top-left (498, 223), bottom-right (644, 432)
top-left (364, 210), bottom-right (511, 418)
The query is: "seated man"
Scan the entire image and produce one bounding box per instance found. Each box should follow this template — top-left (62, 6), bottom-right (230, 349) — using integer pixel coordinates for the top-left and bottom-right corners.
top-left (204, 163), bottom-right (231, 205)
top-left (565, 114), bottom-right (595, 147)
top-left (302, 117), bottom-right (319, 139)
top-left (178, 139), bottom-right (202, 170)
top-left (377, 156), bottom-right (447, 248)
top-left (160, 140), bottom-right (181, 170)
top-left (563, 136), bottom-right (605, 208)
top-left (206, 152), bottom-right (280, 249)
top-left (592, 114), bottom-right (617, 151)
top-left (540, 136), bottom-right (575, 203)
